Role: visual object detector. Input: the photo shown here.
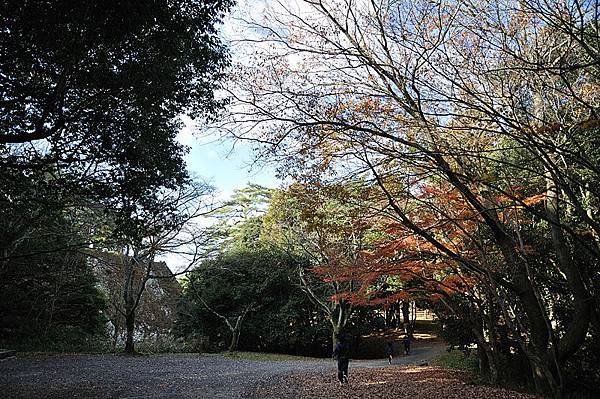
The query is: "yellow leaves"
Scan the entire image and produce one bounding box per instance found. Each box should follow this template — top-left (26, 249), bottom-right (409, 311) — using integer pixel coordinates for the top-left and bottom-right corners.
top-left (331, 97), bottom-right (399, 121)
top-left (578, 84), bottom-right (600, 100)
top-left (354, 98), bottom-right (380, 117)
top-left (476, 173), bottom-right (496, 184)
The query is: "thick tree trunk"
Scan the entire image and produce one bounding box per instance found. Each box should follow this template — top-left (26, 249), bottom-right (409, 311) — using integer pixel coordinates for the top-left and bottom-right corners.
top-left (512, 274), bottom-right (563, 397)
top-left (433, 146), bottom-right (565, 396)
top-left (528, 354), bottom-right (561, 399)
top-left (470, 311), bottom-right (499, 385)
top-left (124, 311), bottom-right (135, 354)
top-left (546, 173), bottom-right (591, 365)
top-left (123, 258), bottom-right (136, 354)
top-left (477, 342), bottom-right (499, 384)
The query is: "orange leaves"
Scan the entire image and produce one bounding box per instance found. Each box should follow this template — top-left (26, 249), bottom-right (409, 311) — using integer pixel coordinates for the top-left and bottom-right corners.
top-left (375, 236), bottom-right (420, 257)
top-left (496, 191), bottom-right (548, 225)
top-left (577, 117), bottom-right (600, 130)
top-left (521, 193), bottom-right (547, 206)
top-left (302, 180), bottom-right (487, 308)
top-left (342, 97), bottom-right (397, 119)
top-left (439, 274), bottom-right (475, 294)
top-left (416, 185), bottom-right (461, 203)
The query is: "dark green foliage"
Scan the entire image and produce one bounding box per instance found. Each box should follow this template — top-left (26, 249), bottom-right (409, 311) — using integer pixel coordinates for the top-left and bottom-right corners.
top-left (563, 330), bottom-right (600, 398)
top-left (1, 0), bottom-right (231, 147)
top-left (0, 164), bottom-right (108, 350)
top-left (176, 246), bottom-right (331, 356)
top-left (0, 1), bottom-right (232, 352)
top-left (0, 252), bottom-right (105, 336)
top-left (0, 220), bottom-right (106, 349)
top-left (344, 307), bottom-right (386, 338)
top-left (1, 0), bottom-right (232, 241)
top-left (437, 315), bottom-right (477, 350)
top-left (240, 289), bottom-right (331, 357)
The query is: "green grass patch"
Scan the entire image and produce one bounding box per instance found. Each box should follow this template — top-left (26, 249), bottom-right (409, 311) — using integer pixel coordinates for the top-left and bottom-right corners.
top-left (434, 350), bottom-right (480, 374)
top-left (435, 350), bottom-right (540, 396)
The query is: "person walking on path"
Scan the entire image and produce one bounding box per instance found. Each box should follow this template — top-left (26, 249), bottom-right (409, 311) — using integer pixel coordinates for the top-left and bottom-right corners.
top-left (403, 334), bottom-right (411, 355)
top-left (332, 336), bottom-right (350, 385)
top-left (386, 341), bottom-right (394, 365)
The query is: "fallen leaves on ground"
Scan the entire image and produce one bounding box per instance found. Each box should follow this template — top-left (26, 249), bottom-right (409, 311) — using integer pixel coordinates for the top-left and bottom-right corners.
top-left (248, 366), bottom-right (537, 399)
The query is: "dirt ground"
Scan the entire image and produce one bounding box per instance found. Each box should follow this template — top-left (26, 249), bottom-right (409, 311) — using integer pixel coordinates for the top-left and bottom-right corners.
top-left (0, 341), bottom-right (535, 398)
top-left (248, 366), bottom-right (537, 399)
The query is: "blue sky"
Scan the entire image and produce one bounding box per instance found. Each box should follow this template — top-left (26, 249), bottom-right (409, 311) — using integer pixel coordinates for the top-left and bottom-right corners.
top-left (174, 0), bottom-right (290, 198)
top-left (176, 117), bottom-right (280, 198)
top-left (163, 119), bottom-right (280, 272)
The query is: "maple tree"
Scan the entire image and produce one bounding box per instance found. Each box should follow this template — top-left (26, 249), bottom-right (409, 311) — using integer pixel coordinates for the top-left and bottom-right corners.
top-left (262, 182), bottom-right (384, 350)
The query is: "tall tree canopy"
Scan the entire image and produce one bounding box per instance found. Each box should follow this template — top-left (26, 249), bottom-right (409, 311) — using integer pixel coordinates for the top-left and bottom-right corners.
top-left (1, 0), bottom-right (232, 217)
top-left (1, 0), bottom-right (233, 351)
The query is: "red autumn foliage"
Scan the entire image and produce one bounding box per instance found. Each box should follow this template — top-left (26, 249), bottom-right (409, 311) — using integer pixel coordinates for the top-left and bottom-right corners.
top-left (312, 182), bottom-right (491, 308)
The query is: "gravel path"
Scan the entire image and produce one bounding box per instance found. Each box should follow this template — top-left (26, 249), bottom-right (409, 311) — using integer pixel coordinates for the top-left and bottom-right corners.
top-left (0, 342), bottom-right (445, 398)
top-left (352, 341), bottom-right (445, 368)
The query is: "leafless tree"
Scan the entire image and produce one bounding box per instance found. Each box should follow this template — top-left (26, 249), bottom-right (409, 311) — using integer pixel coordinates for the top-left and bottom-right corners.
top-left (93, 180), bottom-right (216, 353)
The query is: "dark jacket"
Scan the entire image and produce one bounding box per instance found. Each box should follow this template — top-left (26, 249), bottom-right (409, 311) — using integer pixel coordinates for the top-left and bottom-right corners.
top-left (386, 343), bottom-right (394, 356)
top-left (333, 342), bottom-right (350, 360)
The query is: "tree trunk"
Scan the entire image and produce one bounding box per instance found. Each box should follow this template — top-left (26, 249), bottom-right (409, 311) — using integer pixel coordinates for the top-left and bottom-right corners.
top-left (529, 355), bottom-right (561, 399)
top-left (122, 257), bottom-right (137, 354)
top-left (112, 319), bottom-right (120, 353)
top-left (477, 343), bottom-right (492, 380)
top-left (469, 311), bottom-right (499, 385)
top-left (476, 338), bottom-right (498, 384)
top-left (331, 324), bottom-right (340, 353)
top-left (402, 300), bottom-right (410, 335)
top-left (329, 301), bottom-right (350, 352)
top-left (124, 310), bottom-right (135, 354)
top-left (228, 327), bottom-right (241, 352)
top-left (393, 301), bottom-right (401, 329)
top-left (546, 172), bottom-right (591, 365)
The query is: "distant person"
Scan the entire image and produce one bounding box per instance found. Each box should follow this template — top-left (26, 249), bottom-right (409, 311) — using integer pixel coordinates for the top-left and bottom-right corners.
top-left (332, 337), bottom-right (350, 385)
top-left (386, 341), bottom-right (394, 365)
top-left (403, 334), bottom-right (411, 355)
